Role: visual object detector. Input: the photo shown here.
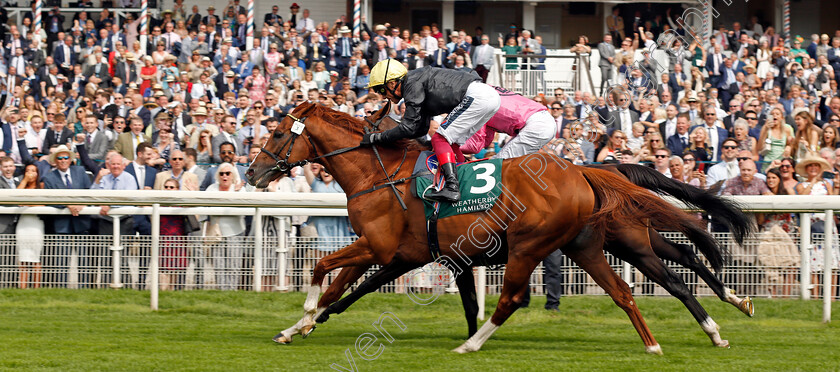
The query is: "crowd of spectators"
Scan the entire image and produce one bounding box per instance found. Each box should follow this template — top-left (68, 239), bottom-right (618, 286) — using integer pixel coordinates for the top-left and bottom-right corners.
top-left (0, 2), bottom-right (836, 294)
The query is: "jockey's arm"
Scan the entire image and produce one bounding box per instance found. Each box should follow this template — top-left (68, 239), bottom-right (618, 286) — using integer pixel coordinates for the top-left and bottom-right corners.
top-left (377, 94), bottom-right (428, 143)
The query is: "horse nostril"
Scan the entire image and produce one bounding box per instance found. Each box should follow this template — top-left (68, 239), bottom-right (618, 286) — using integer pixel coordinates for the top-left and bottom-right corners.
top-left (246, 169), bottom-right (255, 177)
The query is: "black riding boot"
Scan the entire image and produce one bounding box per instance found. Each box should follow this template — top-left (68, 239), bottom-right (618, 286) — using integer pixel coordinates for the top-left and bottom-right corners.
top-left (426, 163), bottom-right (460, 203)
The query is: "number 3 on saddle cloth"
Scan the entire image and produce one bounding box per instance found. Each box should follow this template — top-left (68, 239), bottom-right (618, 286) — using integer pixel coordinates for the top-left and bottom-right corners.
top-left (410, 151), bottom-right (503, 259)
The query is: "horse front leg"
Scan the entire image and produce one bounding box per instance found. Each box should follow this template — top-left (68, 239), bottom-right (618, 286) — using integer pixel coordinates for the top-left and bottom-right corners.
top-left (274, 237), bottom-right (376, 344)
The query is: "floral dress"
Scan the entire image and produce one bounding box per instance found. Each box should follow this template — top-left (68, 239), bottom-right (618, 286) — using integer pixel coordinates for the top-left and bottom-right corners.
top-left (245, 74), bottom-right (267, 103)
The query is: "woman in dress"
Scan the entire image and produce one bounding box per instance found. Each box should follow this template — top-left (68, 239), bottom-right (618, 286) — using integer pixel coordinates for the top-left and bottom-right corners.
top-left (263, 43), bottom-right (282, 76)
top-left (155, 128), bottom-right (179, 171)
top-left (174, 20), bottom-right (189, 39)
top-left (152, 41), bottom-right (170, 66)
top-left (756, 167), bottom-right (798, 297)
top-left (16, 163), bottom-right (44, 289)
top-left (300, 70), bottom-right (318, 93)
top-left (312, 62), bottom-right (330, 90)
top-left (196, 129), bottom-right (214, 163)
top-left (687, 126), bottom-right (712, 166)
top-left (243, 67), bottom-right (268, 104)
top-left (793, 154), bottom-right (839, 297)
top-left (159, 178), bottom-right (188, 290)
top-left (206, 163), bottom-right (247, 290)
top-left (139, 56), bottom-right (158, 96)
top-left (791, 110), bottom-right (821, 161)
top-left (756, 40), bottom-right (772, 78)
top-left (756, 107), bottom-right (794, 170)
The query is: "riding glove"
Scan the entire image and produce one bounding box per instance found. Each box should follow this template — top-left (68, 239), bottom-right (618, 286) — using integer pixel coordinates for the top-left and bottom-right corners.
top-left (360, 132), bottom-right (380, 146)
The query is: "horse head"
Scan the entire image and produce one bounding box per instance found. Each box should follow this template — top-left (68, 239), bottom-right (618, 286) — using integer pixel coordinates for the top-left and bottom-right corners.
top-left (246, 102), bottom-right (392, 188)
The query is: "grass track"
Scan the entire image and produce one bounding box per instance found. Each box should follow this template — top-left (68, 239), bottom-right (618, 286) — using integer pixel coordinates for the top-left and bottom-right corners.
top-left (1, 289), bottom-right (838, 371)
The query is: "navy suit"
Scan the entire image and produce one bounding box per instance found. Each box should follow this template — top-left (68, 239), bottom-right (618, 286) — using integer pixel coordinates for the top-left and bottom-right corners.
top-left (43, 166), bottom-right (93, 234)
top-left (53, 44), bottom-right (77, 69)
top-left (828, 48), bottom-right (840, 83)
top-left (0, 122), bottom-right (12, 154)
top-left (666, 133), bottom-right (690, 157)
top-left (124, 163), bottom-right (157, 235)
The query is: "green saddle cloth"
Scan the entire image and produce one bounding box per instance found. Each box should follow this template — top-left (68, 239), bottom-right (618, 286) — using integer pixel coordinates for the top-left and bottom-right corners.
top-left (414, 158), bottom-right (503, 219)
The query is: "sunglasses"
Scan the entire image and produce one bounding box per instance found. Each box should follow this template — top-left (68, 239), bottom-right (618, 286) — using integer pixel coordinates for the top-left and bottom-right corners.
top-left (221, 150), bottom-right (235, 154)
top-left (704, 113), bottom-right (716, 116)
top-left (722, 145), bottom-right (738, 149)
top-left (745, 117), bottom-right (757, 120)
top-left (831, 118), bottom-right (840, 122)
top-left (650, 139), bottom-right (661, 143)
top-left (737, 157), bottom-right (750, 161)
top-left (164, 185), bottom-right (178, 190)
top-left (219, 171), bottom-right (232, 176)
top-left (171, 157), bottom-right (183, 161)
top-left (614, 136), bottom-right (626, 140)
top-left (550, 107), bottom-right (562, 110)
top-left (683, 157), bottom-right (695, 162)
top-left (654, 155), bottom-right (668, 159)
top-left (56, 156), bottom-right (70, 160)
top-left (780, 164), bottom-right (792, 169)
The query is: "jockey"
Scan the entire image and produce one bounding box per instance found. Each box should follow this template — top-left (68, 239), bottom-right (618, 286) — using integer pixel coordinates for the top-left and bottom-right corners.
top-left (361, 59), bottom-right (501, 203)
top-left (460, 87), bottom-right (556, 158)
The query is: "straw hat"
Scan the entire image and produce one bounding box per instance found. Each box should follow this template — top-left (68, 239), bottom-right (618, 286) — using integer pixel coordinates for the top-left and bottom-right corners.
top-left (339, 26), bottom-right (351, 34)
top-left (191, 107), bottom-right (208, 116)
top-left (375, 24), bottom-right (387, 32)
top-left (49, 145), bottom-right (76, 163)
top-left (795, 153), bottom-right (831, 177)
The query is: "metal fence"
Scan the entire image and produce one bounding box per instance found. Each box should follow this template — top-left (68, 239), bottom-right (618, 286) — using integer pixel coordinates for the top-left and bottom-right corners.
top-left (3, 229), bottom-right (837, 301)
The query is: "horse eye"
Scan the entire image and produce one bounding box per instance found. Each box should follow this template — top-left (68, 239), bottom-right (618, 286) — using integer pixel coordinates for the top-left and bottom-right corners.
top-left (273, 131), bottom-right (284, 139)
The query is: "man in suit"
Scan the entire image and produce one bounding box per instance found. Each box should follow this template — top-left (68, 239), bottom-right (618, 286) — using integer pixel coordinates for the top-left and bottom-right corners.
top-left (691, 105), bottom-right (729, 162)
top-left (126, 94), bottom-right (151, 128)
top-left (427, 39), bottom-right (450, 68)
top-left (114, 53), bottom-right (138, 85)
top-left (124, 143), bottom-right (158, 235)
top-left (666, 114), bottom-right (691, 157)
top-left (80, 115), bottom-right (112, 161)
top-left (44, 6), bottom-right (65, 49)
top-left (657, 104), bottom-right (679, 141)
top-left (43, 145), bottom-right (92, 285)
top-left (0, 157), bottom-right (20, 234)
top-left (284, 58), bottom-right (305, 82)
top-left (606, 91), bottom-right (639, 134)
top-left (264, 5), bottom-right (283, 25)
top-left (716, 58), bottom-right (738, 112)
top-left (722, 98), bottom-right (745, 134)
top-left (186, 5), bottom-right (202, 31)
top-left (598, 34), bottom-right (615, 93)
top-left (53, 36), bottom-right (77, 76)
top-left (668, 64), bottom-right (688, 97)
top-left (335, 26), bottom-right (356, 60)
top-left (113, 116), bottom-right (150, 161)
top-left (41, 114), bottom-right (74, 155)
top-left (153, 150), bottom-right (199, 190)
top-left (200, 142), bottom-right (247, 190)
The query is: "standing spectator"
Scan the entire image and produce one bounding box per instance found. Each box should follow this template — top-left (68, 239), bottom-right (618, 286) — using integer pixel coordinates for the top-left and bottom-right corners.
top-left (606, 6), bottom-right (624, 45)
top-left (653, 148), bottom-right (672, 177)
top-left (183, 148), bottom-right (207, 182)
top-left (113, 116), bottom-right (150, 161)
top-left (303, 163), bottom-right (352, 251)
top-left (472, 34), bottom-right (494, 82)
top-left (706, 138), bottom-right (741, 187)
top-left (154, 150), bottom-right (199, 191)
top-left (755, 107), bottom-right (794, 170)
top-left (795, 154), bottom-right (836, 232)
top-left (15, 163), bottom-right (44, 289)
top-left (598, 34), bottom-right (615, 93)
top-left (821, 124), bottom-right (838, 151)
top-left (205, 163), bottom-right (246, 290)
top-left (43, 145), bottom-right (92, 286)
top-left (159, 178), bottom-right (189, 290)
top-left (756, 167), bottom-right (798, 298)
top-left (666, 113), bottom-right (691, 156)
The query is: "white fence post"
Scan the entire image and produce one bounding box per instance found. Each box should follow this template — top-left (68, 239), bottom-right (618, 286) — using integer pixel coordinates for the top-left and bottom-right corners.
top-left (150, 204), bottom-right (160, 311)
top-left (253, 208), bottom-right (263, 292)
top-left (110, 216), bottom-right (123, 289)
top-left (477, 266), bottom-right (486, 320)
top-left (277, 217), bottom-right (288, 291)
top-left (823, 209), bottom-right (834, 323)
top-left (800, 213), bottom-right (811, 300)
top-left (622, 261), bottom-right (632, 287)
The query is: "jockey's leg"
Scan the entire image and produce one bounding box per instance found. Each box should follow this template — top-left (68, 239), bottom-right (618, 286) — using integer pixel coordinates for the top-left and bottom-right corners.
top-left (452, 143), bottom-right (466, 163)
top-left (426, 133), bottom-right (461, 203)
top-left (494, 110), bottom-right (556, 159)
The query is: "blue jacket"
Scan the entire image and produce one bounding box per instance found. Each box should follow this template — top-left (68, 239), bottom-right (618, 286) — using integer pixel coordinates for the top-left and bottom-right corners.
top-left (43, 166), bottom-right (93, 234)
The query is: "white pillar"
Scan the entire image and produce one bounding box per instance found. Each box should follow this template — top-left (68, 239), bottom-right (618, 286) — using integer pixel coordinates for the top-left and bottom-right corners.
top-left (253, 208), bottom-right (263, 292)
top-left (140, 0), bottom-right (149, 56)
top-left (150, 204), bottom-right (160, 311)
top-left (442, 1), bottom-right (455, 35)
top-left (800, 213), bottom-right (811, 300)
top-left (246, 0), bottom-right (254, 51)
top-left (823, 210), bottom-right (834, 323)
top-left (477, 267), bottom-right (486, 320)
top-left (110, 216), bottom-right (123, 289)
top-left (522, 2), bottom-right (536, 34)
top-left (365, 0), bottom-right (373, 31)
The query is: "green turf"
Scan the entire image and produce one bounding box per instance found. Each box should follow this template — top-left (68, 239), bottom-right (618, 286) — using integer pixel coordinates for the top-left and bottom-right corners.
top-left (0, 289), bottom-right (838, 371)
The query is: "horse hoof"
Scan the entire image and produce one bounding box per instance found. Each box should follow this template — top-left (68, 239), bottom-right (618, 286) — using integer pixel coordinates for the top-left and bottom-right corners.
top-left (739, 297), bottom-right (754, 317)
top-left (273, 333), bottom-right (292, 344)
top-left (452, 345), bottom-right (473, 354)
top-left (301, 324), bottom-right (317, 339)
top-left (645, 344), bottom-right (663, 355)
top-left (716, 340), bottom-right (730, 348)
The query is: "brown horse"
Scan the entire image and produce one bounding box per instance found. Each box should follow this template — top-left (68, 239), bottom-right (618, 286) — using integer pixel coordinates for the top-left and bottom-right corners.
top-left (316, 164), bottom-right (754, 348)
top-left (247, 103), bottom-right (707, 353)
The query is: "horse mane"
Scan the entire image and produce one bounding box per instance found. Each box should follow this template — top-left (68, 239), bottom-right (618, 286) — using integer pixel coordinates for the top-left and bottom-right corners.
top-left (296, 102), bottom-right (430, 152)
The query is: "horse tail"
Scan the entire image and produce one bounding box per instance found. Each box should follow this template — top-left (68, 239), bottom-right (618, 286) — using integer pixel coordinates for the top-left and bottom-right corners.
top-left (613, 164), bottom-right (754, 246)
top-left (580, 167), bottom-right (726, 272)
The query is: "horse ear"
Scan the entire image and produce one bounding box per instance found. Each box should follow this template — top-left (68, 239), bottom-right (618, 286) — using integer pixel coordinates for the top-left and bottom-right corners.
top-left (370, 101), bottom-right (391, 122)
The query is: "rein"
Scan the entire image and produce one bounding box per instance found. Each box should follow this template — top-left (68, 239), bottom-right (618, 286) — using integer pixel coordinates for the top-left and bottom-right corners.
top-left (260, 112), bottom-right (415, 210)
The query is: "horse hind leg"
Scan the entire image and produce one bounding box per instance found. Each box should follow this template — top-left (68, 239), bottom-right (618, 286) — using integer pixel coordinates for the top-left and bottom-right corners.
top-left (651, 232), bottom-right (753, 317)
top-left (566, 246), bottom-right (662, 355)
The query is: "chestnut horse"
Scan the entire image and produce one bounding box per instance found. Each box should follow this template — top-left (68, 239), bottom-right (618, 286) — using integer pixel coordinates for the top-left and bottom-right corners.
top-left (315, 164), bottom-right (754, 347)
top-left (248, 103), bottom-right (712, 354)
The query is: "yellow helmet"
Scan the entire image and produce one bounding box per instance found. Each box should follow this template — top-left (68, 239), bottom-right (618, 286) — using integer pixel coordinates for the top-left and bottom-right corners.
top-left (367, 59), bottom-right (407, 90)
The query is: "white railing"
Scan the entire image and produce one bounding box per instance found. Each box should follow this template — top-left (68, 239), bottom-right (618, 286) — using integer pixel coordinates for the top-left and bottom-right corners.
top-left (0, 190), bottom-right (836, 322)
